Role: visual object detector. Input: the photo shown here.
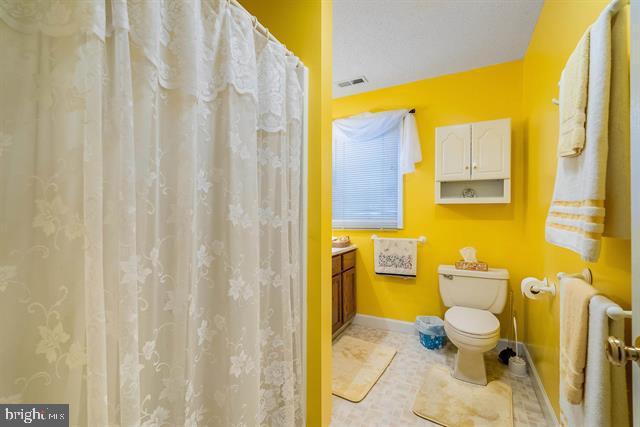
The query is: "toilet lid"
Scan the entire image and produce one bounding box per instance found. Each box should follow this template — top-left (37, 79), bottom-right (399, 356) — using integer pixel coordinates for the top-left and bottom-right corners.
top-left (445, 306), bottom-right (499, 336)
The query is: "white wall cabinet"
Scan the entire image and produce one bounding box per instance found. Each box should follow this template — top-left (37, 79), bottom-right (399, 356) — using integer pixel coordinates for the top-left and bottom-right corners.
top-left (470, 119), bottom-right (511, 180)
top-left (435, 124), bottom-right (471, 181)
top-left (435, 118), bottom-right (511, 204)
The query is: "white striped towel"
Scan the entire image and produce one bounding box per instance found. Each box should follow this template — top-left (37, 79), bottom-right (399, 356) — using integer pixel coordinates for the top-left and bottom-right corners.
top-left (546, 7), bottom-right (612, 262)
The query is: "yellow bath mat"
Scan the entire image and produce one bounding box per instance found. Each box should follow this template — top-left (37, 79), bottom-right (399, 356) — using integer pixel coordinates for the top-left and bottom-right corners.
top-left (332, 335), bottom-right (397, 402)
top-left (413, 365), bottom-right (513, 427)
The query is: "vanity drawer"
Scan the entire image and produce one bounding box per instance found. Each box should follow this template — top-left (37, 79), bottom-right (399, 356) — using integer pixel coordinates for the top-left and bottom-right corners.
top-left (342, 250), bottom-right (356, 270)
top-left (332, 255), bottom-right (342, 276)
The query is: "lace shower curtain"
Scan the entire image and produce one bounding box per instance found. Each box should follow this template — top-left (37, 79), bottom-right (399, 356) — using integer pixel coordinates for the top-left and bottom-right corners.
top-left (0, 1), bottom-right (304, 425)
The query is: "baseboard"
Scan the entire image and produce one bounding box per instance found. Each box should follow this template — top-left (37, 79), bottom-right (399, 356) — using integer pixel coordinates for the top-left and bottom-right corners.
top-left (496, 338), bottom-right (525, 355)
top-left (352, 313), bottom-right (415, 334)
top-left (496, 339), bottom-right (558, 426)
top-left (353, 313), bottom-right (559, 426)
top-left (332, 318), bottom-right (354, 341)
top-left (521, 343), bottom-right (559, 427)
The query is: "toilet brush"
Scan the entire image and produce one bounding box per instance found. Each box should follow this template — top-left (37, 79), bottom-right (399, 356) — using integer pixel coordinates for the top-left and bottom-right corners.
top-left (508, 315), bottom-right (527, 376)
top-left (498, 289), bottom-right (516, 365)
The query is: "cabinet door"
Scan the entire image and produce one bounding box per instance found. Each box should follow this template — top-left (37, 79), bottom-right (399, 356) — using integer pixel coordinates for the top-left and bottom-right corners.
top-left (435, 124), bottom-right (471, 181)
top-left (332, 255), bottom-right (341, 276)
top-left (342, 268), bottom-right (356, 323)
top-left (471, 118), bottom-right (510, 180)
top-left (332, 275), bottom-right (342, 334)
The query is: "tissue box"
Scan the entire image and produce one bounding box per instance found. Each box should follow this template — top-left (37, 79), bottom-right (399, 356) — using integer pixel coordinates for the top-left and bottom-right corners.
top-left (454, 261), bottom-right (488, 271)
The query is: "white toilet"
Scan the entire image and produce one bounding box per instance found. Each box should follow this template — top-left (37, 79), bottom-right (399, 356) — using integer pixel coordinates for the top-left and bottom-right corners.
top-left (438, 264), bottom-right (509, 386)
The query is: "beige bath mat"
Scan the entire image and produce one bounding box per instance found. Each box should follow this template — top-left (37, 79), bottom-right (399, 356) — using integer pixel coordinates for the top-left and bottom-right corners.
top-left (332, 335), bottom-right (397, 402)
top-left (413, 365), bottom-right (513, 426)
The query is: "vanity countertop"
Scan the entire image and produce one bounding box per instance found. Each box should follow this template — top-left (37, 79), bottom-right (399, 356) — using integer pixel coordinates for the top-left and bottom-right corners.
top-left (332, 245), bottom-right (357, 256)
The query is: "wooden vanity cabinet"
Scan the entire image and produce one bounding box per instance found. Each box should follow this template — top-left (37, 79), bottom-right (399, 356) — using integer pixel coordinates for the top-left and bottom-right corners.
top-left (332, 248), bottom-right (356, 337)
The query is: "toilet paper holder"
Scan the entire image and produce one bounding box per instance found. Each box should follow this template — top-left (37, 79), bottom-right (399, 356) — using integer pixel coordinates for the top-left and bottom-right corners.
top-left (528, 278), bottom-right (556, 297)
top-left (521, 277), bottom-right (556, 298)
top-left (522, 269), bottom-right (593, 300)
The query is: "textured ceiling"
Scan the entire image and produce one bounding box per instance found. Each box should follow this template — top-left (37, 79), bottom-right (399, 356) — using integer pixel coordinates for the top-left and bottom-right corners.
top-left (333, 0), bottom-right (543, 98)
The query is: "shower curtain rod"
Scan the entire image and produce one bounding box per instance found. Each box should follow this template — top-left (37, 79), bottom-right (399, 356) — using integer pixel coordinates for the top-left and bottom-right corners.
top-left (229, 0), bottom-right (303, 67)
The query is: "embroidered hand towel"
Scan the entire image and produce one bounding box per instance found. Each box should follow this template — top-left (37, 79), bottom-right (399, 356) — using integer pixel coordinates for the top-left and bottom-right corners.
top-left (373, 237), bottom-right (417, 277)
top-left (558, 30), bottom-right (590, 157)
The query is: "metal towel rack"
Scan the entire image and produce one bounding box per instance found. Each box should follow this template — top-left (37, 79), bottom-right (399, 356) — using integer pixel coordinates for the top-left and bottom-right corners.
top-left (550, 0), bottom-right (629, 106)
top-left (551, 0), bottom-right (630, 105)
top-left (371, 234), bottom-right (426, 244)
top-left (606, 306), bottom-right (632, 320)
top-left (557, 268), bottom-right (593, 284)
top-left (557, 268), bottom-right (632, 319)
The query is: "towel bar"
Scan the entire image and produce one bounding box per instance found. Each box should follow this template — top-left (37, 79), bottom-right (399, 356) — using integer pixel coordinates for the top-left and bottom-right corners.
top-left (605, 0), bottom-right (630, 14)
top-left (557, 268), bottom-right (593, 285)
top-left (550, 0), bottom-right (629, 107)
top-left (371, 234), bottom-right (426, 244)
top-left (606, 306), bottom-right (632, 320)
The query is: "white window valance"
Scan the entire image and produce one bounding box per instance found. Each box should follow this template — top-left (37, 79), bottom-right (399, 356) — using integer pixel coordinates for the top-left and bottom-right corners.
top-left (332, 109), bottom-right (422, 229)
top-left (332, 109), bottom-right (422, 175)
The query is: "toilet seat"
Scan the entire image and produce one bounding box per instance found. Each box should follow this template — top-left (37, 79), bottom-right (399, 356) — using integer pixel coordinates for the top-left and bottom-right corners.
top-left (444, 306), bottom-right (500, 360)
top-left (444, 306), bottom-right (500, 338)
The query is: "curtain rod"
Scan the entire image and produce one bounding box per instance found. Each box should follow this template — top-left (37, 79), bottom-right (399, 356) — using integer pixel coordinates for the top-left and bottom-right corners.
top-left (229, 0), bottom-right (303, 66)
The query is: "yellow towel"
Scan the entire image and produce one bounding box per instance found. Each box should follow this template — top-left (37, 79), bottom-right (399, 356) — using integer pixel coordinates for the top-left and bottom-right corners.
top-left (558, 31), bottom-right (590, 157)
top-left (560, 278), bottom-right (598, 404)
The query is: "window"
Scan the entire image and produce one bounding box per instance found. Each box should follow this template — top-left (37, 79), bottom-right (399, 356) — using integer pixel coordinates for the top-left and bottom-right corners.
top-left (332, 125), bottom-right (403, 229)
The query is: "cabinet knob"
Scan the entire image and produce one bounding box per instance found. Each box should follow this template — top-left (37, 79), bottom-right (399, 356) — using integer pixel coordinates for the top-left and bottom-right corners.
top-left (464, 165), bottom-right (469, 170)
top-left (472, 163), bottom-right (478, 169)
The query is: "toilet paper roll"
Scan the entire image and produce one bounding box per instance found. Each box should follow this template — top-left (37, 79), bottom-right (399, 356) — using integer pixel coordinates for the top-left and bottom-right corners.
top-left (521, 277), bottom-right (543, 300)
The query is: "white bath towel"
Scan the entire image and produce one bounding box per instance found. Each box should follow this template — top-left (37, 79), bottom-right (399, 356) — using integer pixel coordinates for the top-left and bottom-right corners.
top-left (546, 8), bottom-right (612, 262)
top-left (373, 237), bottom-right (417, 277)
top-left (560, 295), bottom-right (629, 427)
top-left (603, 4), bottom-right (630, 239)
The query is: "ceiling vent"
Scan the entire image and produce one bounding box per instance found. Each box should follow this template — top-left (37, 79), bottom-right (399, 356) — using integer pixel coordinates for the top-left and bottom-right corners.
top-left (335, 76), bottom-right (368, 88)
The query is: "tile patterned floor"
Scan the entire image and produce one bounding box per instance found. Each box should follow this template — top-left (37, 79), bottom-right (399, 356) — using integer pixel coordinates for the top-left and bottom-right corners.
top-left (331, 324), bottom-right (550, 427)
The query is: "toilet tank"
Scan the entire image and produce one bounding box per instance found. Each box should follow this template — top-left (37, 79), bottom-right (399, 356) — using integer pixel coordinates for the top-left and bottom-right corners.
top-left (438, 265), bottom-right (509, 314)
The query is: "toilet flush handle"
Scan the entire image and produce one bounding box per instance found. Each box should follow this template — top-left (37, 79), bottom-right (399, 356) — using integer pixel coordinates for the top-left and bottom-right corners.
top-left (442, 274), bottom-right (454, 280)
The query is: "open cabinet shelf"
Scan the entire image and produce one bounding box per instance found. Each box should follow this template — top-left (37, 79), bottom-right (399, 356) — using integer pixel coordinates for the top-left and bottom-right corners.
top-left (435, 179), bottom-right (511, 204)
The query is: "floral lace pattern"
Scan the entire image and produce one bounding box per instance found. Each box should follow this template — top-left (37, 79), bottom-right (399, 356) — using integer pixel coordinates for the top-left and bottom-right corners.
top-left (0, 0), bottom-right (303, 123)
top-left (0, 1), bottom-right (304, 425)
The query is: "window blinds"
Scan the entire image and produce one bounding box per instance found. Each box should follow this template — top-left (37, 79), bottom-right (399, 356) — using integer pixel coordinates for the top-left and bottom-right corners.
top-left (332, 125), bottom-right (403, 229)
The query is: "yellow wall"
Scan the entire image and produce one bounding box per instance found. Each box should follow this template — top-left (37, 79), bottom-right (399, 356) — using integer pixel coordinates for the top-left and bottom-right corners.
top-left (332, 0), bottom-right (632, 420)
top-left (522, 0), bottom-right (632, 416)
top-left (332, 61), bottom-right (530, 338)
top-left (239, 1), bottom-right (333, 425)
top-left (243, 0), bottom-right (632, 423)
